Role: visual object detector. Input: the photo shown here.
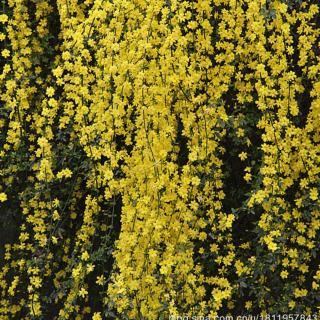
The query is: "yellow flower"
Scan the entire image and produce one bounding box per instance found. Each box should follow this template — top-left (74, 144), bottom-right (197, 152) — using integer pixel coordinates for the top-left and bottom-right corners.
top-left (245, 301), bottom-right (252, 310)
top-left (62, 51), bottom-right (71, 61)
top-left (79, 287), bottom-right (88, 298)
top-left (0, 193), bottom-right (7, 202)
top-left (53, 66), bottom-right (63, 78)
top-left (236, 128), bottom-right (245, 138)
top-left (46, 87), bottom-right (55, 97)
top-left (239, 152), bottom-right (247, 161)
top-left (96, 275), bottom-right (105, 286)
top-left (87, 264), bottom-right (95, 273)
top-left (52, 210), bottom-right (60, 221)
top-left (1, 49), bottom-right (10, 58)
top-left (294, 288), bottom-right (308, 298)
top-left (310, 188), bottom-right (318, 201)
top-left (0, 14), bottom-right (8, 23)
top-left (81, 251), bottom-right (90, 261)
top-left (92, 312), bottom-right (102, 320)
top-left (56, 168), bottom-right (72, 179)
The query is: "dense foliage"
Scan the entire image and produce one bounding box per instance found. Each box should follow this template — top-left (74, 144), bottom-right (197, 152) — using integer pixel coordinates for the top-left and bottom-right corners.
top-left (0, 0), bottom-right (320, 318)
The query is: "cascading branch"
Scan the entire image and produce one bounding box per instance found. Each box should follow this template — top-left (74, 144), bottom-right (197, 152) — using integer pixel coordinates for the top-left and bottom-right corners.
top-left (0, 0), bottom-right (319, 318)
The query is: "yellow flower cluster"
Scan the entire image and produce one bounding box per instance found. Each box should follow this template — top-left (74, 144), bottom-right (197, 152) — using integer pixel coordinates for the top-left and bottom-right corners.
top-left (0, 0), bottom-right (319, 318)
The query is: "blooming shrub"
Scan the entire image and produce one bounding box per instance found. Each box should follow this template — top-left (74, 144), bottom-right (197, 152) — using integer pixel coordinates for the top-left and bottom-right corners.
top-left (0, 0), bottom-right (319, 318)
